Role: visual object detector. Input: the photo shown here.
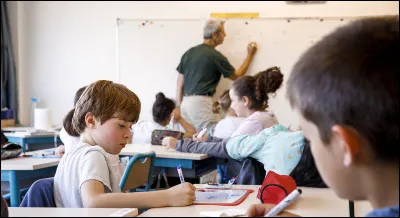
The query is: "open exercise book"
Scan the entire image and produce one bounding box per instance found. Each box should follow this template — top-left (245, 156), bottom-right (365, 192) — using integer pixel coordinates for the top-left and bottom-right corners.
top-left (194, 189), bottom-right (253, 206)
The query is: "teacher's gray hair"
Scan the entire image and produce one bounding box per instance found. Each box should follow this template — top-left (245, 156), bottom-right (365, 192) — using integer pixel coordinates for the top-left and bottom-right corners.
top-left (203, 19), bottom-right (225, 39)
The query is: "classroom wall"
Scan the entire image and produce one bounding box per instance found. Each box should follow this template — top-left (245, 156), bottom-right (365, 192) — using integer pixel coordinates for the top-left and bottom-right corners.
top-left (8, 1), bottom-right (399, 126)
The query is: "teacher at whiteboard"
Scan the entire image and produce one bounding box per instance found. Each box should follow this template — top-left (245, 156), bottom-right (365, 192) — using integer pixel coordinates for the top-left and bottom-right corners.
top-left (175, 19), bottom-right (257, 131)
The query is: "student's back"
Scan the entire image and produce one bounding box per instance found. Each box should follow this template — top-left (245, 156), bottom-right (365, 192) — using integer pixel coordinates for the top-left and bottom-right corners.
top-left (173, 125), bottom-right (324, 187)
top-left (231, 111), bottom-right (278, 137)
top-left (131, 120), bottom-right (167, 144)
top-left (131, 92), bottom-right (196, 144)
top-left (174, 137), bottom-right (266, 185)
top-left (212, 90), bottom-right (245, 138)
top-left (59, 127), bottom-right (80, 153)
top-left (213, 116), bottom-right (244, 138)
top-left (227, 124), bottom-right (305, 175)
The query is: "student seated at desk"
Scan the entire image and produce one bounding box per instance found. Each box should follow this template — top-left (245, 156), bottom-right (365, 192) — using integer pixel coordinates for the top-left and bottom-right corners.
top-left (229, 66), bottom-right (283, 137)
top-left (54, 80), bottom-right (195, 209)
top-left (55, 86), bottom-right (87, 157)
top-left (131, 92), bottom-right (196, 144)
top-left (163, 124), bottom-right (326, 188)
top-left (247, 16), bottom-right (399, 217)
top-left (211, 89), bottom-right (244, 139)
top-left (166, 66), bottom-right (284, 145)
top-left (165, 69), bottom-right (284, 184)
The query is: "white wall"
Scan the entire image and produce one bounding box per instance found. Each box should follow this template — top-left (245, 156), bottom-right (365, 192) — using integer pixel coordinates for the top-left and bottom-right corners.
top-left (8, 1), bottom-right (399, 126)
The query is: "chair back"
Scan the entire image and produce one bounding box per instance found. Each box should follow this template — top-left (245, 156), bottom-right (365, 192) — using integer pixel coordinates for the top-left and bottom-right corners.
top-left (120, 151), bottom-right (156, 192)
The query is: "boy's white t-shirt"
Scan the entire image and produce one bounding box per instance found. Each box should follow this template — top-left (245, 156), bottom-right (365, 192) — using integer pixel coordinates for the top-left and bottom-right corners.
top-left (59, 127), bottom-right (80, 154)
top-left (54, 142), bottom-right (124, 208)
top-left (213, 116), bottom-right (245, 139)
top-left (131, 120), bottom-right (183, 144)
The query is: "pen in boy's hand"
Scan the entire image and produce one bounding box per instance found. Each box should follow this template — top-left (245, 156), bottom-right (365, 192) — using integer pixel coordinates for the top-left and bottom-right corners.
top-left (177, 164), bottom-right (185, 183)
top-left (264, 189), bottom-right (302, 217)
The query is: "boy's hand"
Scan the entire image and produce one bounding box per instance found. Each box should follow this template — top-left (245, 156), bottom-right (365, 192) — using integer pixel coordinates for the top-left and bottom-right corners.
top-left (246, 204), bottom-right (300, 217)
top-left (161, 136), bottom-right (178, 149)
top-left (166, 183), bottom-right (196, 207)
top-left (192, 133), bottom-right (208, 142)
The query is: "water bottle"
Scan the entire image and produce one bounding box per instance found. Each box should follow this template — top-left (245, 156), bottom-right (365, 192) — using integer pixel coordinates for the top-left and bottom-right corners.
top-left (31, 97), bottom-right (39, 127)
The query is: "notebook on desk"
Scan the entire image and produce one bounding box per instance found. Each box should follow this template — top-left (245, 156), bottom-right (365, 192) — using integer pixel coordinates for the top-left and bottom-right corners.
top-left (194, 189), bottom-right (253, 206)
top-left (10, 130), bottom-right (59, 137)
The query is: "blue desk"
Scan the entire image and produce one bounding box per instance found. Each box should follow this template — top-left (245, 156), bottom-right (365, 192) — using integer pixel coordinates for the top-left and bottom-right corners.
top-left (119, 145), bottom-right (216, 179)
top-left (153, 157), bottom-right (216, 179)
top-left (5, 132), bottom-right (62, 152)
top-left (1, 155), bottom-right (60, 207)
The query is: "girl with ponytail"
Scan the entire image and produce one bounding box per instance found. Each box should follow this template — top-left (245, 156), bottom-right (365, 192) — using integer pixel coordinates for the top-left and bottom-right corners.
top-left (131, 92), bottom-right (196, 144)
top-left (229, 66), bottom-right (283, 136)
top-left (55, 86), bottom-right (87, 157)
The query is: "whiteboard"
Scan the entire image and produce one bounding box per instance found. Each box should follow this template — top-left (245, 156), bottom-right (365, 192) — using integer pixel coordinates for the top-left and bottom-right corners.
top-left (117, 18), bottom-right (353, 127)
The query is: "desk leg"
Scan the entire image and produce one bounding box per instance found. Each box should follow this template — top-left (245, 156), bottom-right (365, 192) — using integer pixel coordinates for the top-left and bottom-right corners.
top-left (9, 171), bottom-right (21, 207)
top-left (349, 200), bottom-right (355, 217)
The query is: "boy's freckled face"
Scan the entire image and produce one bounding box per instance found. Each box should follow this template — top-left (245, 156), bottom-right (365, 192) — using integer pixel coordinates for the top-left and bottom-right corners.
top-left (92, 118), bottom-right (133, 155)
top-left (294, 108), bottom-right (362, 201)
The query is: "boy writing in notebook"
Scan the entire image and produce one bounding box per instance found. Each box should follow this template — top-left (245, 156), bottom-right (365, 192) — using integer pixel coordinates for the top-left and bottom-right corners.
top-left (247, 16), bottom-right (399, 217)
top-left (54, 80), bottom-right (195, 208)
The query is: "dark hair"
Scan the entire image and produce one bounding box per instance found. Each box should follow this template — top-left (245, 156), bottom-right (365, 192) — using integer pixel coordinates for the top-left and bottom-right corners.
top-left (63, 86), bottom-right (87, 137)
top-left (287, 16), bottom-right (399, 164)
top-left (290, 139), bottom-right (327, 188)
top-left (67, 80), bottom-right (141, 135)
top-left (212, 90), bottom-right (231, 114)
top-left (152, 92), bottom-right (175, 124)
top-left (73, 86), bottom-right (87, 105)
top-left (232, 66), bottom-right (283, 110)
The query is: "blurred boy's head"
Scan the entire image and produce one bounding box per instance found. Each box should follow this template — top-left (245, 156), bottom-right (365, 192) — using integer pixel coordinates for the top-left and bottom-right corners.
top-left (287, 16), bottom-right (399, 201)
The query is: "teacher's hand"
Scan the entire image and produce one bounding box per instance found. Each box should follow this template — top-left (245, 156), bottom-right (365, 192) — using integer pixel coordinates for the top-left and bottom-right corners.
top-left (248, 42), bottom-right (258, 55)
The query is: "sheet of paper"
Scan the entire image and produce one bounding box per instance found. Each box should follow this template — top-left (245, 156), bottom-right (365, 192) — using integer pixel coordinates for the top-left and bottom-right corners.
top-left (195, 189), bottom-right (248, 204)
top-left (200, 209), bottom-right (246, 217)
